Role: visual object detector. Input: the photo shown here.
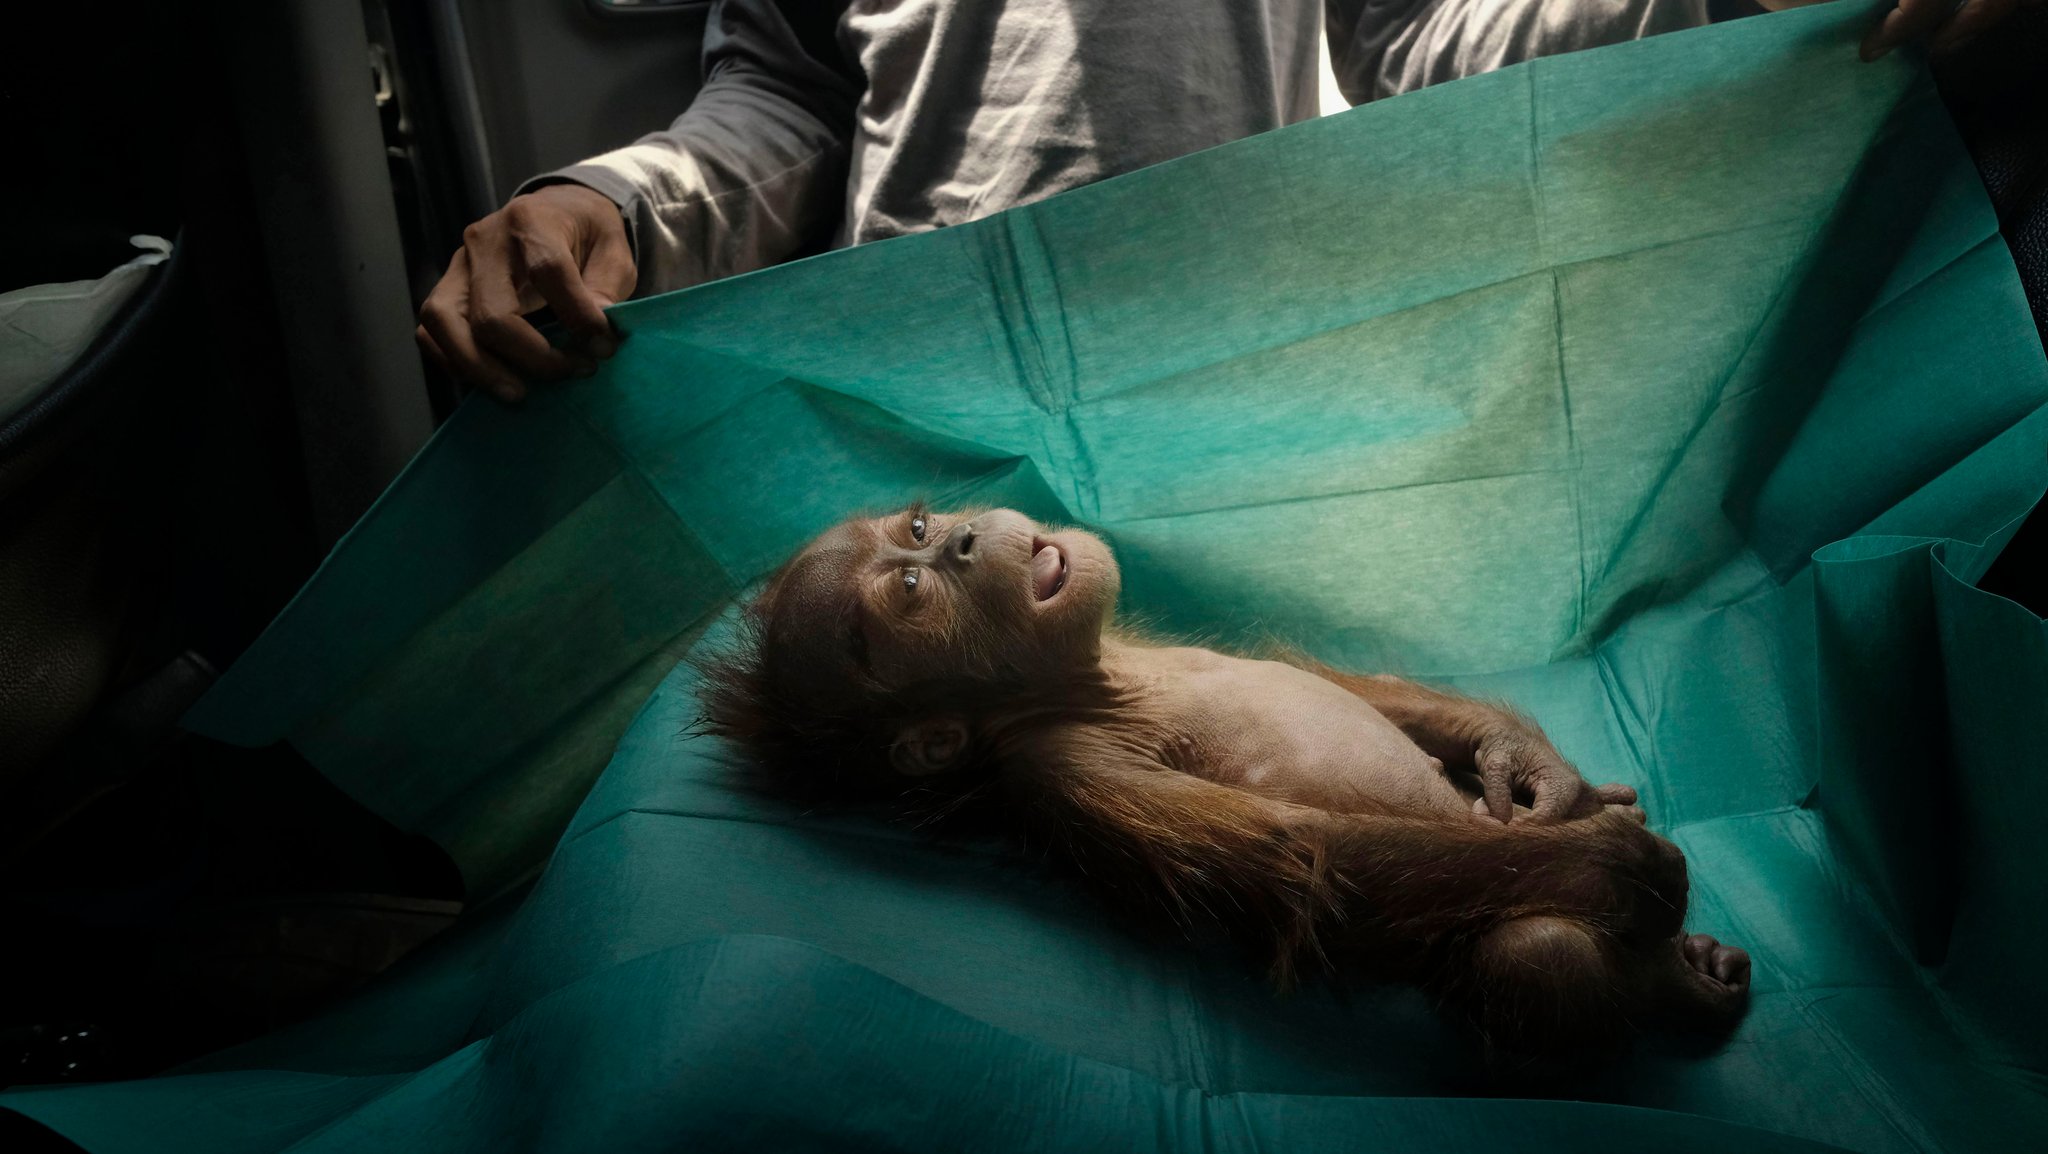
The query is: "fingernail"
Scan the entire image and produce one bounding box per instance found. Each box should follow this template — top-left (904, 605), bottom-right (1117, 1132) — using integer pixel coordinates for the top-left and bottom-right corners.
top-left (497, 385), bottom-right (526, 404)
top-left (591, 334), bottom-right (618, 359)
top-left (572, 357), bottom-right (599, 378)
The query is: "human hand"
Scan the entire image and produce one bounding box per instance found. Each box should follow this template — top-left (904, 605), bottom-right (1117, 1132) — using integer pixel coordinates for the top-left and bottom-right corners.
top-left (1858, 0), bottom-right (2034, 60)
top-left (416, 183), bottom-right (637, 402)
top-left (1470, 726), bottom-right (1639, 824)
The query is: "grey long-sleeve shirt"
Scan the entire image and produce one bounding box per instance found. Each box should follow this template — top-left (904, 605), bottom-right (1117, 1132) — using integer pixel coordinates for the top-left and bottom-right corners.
top-left (529, 0), bottom-right (1713, 298)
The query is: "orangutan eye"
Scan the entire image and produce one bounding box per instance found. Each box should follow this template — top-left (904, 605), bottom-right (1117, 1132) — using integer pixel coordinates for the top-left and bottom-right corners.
top-left (902, 567), bottom-right (921, 592)
top-left (911, 515), bottom-right (928, 543)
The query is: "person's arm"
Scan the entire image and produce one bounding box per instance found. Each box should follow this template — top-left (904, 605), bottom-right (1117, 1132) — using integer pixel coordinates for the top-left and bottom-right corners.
top-left (1324, 0), bottom-right (2037, 110)
top-left (1716, 0), bottom-right (2031, 60)
top-left (418, 0), bottom-right (858, 399)
top-left (522, 0), bottom-right (860, 296)
top-left (1324, 0), bottom-right (1716, 106)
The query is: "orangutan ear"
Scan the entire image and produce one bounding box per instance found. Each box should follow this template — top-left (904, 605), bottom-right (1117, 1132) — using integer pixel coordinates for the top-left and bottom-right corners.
top-left (890, 718), bottom-right (972, 776)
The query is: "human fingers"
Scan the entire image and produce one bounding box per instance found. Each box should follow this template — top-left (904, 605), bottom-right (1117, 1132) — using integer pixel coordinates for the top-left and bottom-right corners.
top-left (1862, 0), bottom-right (1960, 60)
top-left (506, 193), bottom-right (624, 360)
top-left (520, 235), bottom-right (615, 367)
top-left (581, 226), bottom-right (634, 360)
top-left (419, 250), bottom-right (527, 402)
top-left (415, 324), bottom-right (450, 373)
top-left (1931, 0), bottom-right (2018, 52)
top-left (582, 223), bottom-right (637, 327)
top-left (463, 216), bottom-right (585, 382)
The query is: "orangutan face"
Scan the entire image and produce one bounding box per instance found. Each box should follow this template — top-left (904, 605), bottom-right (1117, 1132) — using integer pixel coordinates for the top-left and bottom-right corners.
top-left (757, 506), bottom-right (1121, 772)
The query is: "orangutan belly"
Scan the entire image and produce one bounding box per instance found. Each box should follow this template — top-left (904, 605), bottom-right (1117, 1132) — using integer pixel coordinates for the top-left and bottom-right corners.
top-left (1150, 648), bottom-right (1475, 818)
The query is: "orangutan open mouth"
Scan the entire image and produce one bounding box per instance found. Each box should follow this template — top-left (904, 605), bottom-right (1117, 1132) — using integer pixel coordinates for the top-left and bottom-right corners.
top-left (1031, 538), bottom-right (1068, 602)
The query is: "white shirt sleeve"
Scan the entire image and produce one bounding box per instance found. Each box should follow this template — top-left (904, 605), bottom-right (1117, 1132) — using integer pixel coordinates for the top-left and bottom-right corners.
top-left (1327, 0), bottom-right (1717, 106)
top-left (517, 0), bottom-right (860, 297)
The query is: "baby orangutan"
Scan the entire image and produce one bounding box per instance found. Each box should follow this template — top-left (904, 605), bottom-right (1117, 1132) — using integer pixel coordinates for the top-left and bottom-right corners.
top-left (702, 506), bottom-right (1750, 1055)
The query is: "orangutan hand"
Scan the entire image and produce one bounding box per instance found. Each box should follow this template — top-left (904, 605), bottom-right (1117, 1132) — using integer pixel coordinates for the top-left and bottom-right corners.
top-left (1471, 726), bottom-right (1641, 824)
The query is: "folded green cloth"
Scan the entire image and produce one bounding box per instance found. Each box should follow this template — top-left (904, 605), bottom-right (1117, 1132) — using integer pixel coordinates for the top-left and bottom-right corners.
top-left (8, 5), bottom-right (2045, 1151)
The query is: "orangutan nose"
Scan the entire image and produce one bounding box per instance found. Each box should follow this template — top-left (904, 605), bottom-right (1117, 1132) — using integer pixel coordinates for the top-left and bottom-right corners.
top-left (944, 523), bottom-right (975, 562)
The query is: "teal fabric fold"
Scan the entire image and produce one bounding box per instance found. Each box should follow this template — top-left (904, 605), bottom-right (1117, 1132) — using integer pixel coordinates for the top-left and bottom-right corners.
top-left (9, 6), bottom-right (2046, 1150)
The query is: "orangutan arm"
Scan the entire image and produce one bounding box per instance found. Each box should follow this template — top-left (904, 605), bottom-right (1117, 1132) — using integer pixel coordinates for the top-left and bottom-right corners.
top-left (1311, 669), bottom-right (1638, 824)
top-left (1009, 725), bottom-right (1685, 983)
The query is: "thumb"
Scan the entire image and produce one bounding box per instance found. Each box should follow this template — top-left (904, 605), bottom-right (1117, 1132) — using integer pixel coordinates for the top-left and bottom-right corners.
top-left (1594, 782), bottom-right (1639, 806)
top-left (1480, 752), bottom-right (1515, 825)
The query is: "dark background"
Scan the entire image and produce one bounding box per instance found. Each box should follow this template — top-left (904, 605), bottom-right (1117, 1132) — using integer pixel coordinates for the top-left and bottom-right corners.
top-left (0, 1), bottom-right (2039, 1134)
